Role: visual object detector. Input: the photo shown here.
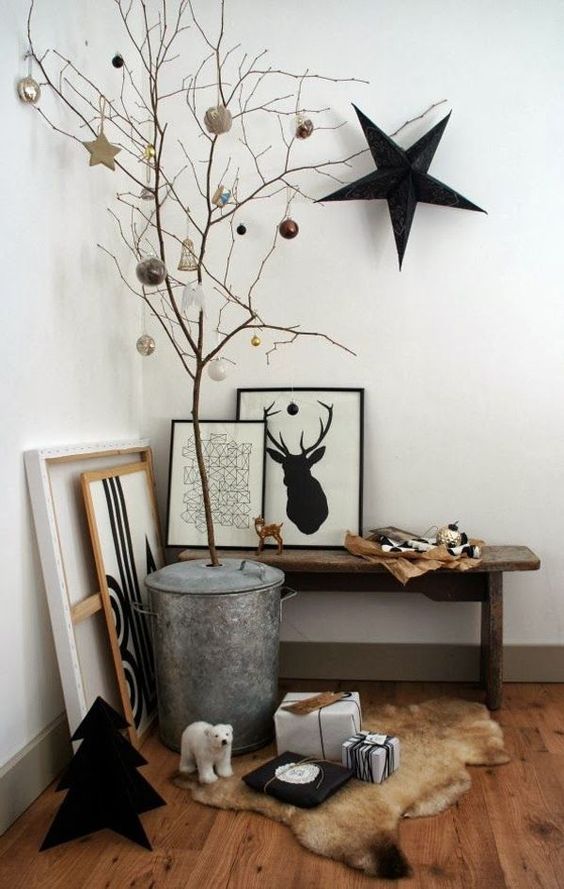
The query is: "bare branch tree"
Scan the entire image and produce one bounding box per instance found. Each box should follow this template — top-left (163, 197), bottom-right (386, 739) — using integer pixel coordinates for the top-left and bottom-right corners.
top-left (27, 0), bottom-right (439, 565)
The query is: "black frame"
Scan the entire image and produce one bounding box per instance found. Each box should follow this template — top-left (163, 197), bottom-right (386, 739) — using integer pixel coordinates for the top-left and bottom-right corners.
top-left (166, 418), bottom-right (267, 549)
top-left (236, 388), bottom-right (364, 549)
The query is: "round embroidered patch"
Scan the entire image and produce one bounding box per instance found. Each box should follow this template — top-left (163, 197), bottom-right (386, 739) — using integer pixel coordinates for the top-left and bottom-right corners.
top-left (274, 762), bottom-right (321, 785)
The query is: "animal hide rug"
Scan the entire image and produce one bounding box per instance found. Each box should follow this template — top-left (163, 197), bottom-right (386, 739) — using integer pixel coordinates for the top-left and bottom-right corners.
top-left (173, 698), bottom-right (509, 880)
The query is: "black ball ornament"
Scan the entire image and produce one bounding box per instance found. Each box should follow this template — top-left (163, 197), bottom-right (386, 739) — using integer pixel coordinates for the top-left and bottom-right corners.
top-left (112, 53), bottom-right (124, 69)
top-left (287, 402), bottom-right (299, 416)
top-left (236, 223), bottom-right (247, 235)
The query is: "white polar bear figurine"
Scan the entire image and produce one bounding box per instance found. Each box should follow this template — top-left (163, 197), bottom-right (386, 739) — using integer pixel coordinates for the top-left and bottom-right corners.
top-left (179, 721), bottom-right (234, 784)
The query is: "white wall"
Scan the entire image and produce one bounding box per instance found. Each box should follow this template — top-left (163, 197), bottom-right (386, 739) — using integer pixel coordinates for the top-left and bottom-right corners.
top-left (142, 0), bottom-right (564, 649)
top-left (2, 0), bottom-right (564, 776)
top-left (0, 0), bottom-right (142, 769)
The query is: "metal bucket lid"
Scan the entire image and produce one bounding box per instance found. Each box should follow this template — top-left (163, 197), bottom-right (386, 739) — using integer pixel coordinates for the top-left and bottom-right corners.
top-left (145, 557), bottom-right (285, 596)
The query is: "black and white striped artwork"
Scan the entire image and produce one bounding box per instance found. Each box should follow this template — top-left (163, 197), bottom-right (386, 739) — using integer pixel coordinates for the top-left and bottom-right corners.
top-left (82, 464), bottom-right (163, 740)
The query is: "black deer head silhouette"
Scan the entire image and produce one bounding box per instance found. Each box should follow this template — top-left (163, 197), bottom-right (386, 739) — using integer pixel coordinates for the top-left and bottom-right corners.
top-left (264, 401), bottom-right (333, 534)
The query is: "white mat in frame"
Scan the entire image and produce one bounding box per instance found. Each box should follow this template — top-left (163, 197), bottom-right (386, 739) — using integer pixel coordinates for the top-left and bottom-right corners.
top-left (82, 461), bottom-right (164, 745)
top-left (166, 419), bottom-right (266, 548)
top-left (237, 389), bottom-right (364, 547)
top-left (24, 440), bottom-right (159, 746)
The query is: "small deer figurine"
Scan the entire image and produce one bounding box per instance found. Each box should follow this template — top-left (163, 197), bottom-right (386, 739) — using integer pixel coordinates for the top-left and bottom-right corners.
top-left (254, 516), bottom-right (284, 554)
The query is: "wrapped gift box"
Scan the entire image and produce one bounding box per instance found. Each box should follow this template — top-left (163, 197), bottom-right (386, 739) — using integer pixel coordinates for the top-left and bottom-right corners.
top-left (274, 692), bottom-right (362, 762)
top-left (243, 751), bottom-right (353, 808)
top-left (342, 731), bottom-right (400, 783)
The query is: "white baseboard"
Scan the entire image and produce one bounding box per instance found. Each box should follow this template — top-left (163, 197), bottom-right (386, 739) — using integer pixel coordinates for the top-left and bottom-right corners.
top-left (0, 714), bottom-right (71, 835)
top-left (280, 642), bottom-right (564, 682)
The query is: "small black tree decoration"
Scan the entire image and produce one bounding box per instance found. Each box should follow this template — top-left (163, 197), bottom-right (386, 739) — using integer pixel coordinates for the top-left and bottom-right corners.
top-left (40, 697), bottom-right (165, 851)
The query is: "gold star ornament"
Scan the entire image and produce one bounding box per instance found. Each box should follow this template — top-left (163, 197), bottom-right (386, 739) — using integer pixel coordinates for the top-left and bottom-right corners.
top-left (82, 132), bottom-right (121, 171)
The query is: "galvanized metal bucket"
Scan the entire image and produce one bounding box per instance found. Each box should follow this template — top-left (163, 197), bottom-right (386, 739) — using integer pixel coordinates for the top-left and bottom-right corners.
top-left (144, 558), bottom-right (295, 754)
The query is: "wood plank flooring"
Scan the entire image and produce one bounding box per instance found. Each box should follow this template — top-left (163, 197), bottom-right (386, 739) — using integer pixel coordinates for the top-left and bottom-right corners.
top-left (0, 682), bottom-right (562, 889)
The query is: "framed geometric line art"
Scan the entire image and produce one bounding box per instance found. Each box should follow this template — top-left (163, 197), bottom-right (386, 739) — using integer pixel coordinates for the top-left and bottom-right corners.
top-left (237, 388), bottom-right (364, 548)
top-left (81, 461), bottom-right (164, 746)
top-left (24, 439), bottom-right (152, 742)
top-left (166, 419), bottom-right (266, 549)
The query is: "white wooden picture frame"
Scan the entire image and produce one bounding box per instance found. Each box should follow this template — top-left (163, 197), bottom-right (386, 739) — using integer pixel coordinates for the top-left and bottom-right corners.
top-left (24, 440), bottom-right (155, 742)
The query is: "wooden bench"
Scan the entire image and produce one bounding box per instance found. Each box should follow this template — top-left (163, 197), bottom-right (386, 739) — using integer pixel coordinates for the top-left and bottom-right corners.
top-left (179, 546), bottom-right (540, 710)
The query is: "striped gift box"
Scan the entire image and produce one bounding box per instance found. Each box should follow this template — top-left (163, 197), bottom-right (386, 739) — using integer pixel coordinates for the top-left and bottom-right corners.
top-left (342, 731), bottom-right (400, 783)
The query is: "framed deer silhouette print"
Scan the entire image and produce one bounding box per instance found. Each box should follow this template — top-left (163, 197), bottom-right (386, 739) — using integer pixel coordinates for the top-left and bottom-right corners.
top-left (237, 388), bottom-right (363, 548)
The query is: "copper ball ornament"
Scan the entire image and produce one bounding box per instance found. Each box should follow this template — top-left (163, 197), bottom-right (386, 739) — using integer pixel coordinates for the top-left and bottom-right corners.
top-left (296, 118), bottom-right (314, 139)
top-left (17, 76), bottom-right (41, 104)
top-left (287, 402), bottom-right (299, 416)
top-left (278, 218), bottom-right (299, 239)
top-left (436, 523), bottom-right (462, 548)
top-left (112, 53), bottom-right (124, 69)
top-left (136, 334), bottom-right (155, 356)
top-left (135, 257), bottom-right (167, 287)
top-left (251, 334), bottom-right (261, 347)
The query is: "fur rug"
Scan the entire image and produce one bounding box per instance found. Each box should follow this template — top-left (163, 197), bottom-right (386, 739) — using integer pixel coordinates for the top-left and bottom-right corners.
top-left (173, 699), bottom-right (509, 880)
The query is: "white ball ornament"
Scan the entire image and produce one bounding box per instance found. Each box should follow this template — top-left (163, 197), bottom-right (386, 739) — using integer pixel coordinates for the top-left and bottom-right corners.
top-left (207, 358), bottom-right (229, 381)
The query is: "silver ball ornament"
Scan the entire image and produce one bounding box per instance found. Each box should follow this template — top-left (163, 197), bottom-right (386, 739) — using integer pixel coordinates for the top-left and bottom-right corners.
top-left (17, 76), bottom-right (41, 104)
top-left (135, 257), bottom-right (167, 286)
top-left (204, 104), bottom-right (232, 135)
top-left (436, 523), bottom-right (462, 548)
top-left (136, 334), bottom-right (155, 356)
top-left (207, 358), bottom-right (229, 381)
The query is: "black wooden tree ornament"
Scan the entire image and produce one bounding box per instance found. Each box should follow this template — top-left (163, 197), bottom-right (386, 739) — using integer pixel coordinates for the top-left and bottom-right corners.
top-left (40, 697), bottom-right (165, 852)
top-left (318, 105), bottom-right (486, 269)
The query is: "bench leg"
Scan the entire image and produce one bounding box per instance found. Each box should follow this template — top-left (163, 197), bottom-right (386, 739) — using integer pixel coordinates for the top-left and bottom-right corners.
top-left (480, 573), bottom-right (503, 710)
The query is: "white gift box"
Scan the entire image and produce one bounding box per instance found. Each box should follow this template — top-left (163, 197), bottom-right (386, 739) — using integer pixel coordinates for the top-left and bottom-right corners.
top-left (274, 692), bottom-right (362, 762)
top-left (342, 731), bottom-right (400, 783)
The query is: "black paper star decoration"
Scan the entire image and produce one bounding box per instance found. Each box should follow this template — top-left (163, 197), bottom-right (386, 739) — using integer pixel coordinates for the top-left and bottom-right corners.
top-left (318, 106), bottom-right (486, 268)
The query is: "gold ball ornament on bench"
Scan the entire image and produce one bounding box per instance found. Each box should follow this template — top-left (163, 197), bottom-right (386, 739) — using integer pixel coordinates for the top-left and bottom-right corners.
top-left (436, 522), bottom-right (462, 548)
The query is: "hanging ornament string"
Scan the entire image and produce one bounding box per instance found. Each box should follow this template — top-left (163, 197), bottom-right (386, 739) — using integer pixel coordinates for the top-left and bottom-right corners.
top-left (17, 46), bottom-right (41, 104)
top-left (99, 95), bottom-right (107, 134)
top-left (136, 298), bottom-right (156, 356)
top-left (178, 212), bottom-right (198, 271)
top-left (279, 183), bottom-right (299, 239)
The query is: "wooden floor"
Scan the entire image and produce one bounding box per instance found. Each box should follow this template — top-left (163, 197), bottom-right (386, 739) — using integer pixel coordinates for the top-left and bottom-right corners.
top-left (0, 681), bottom-right (563, 889)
